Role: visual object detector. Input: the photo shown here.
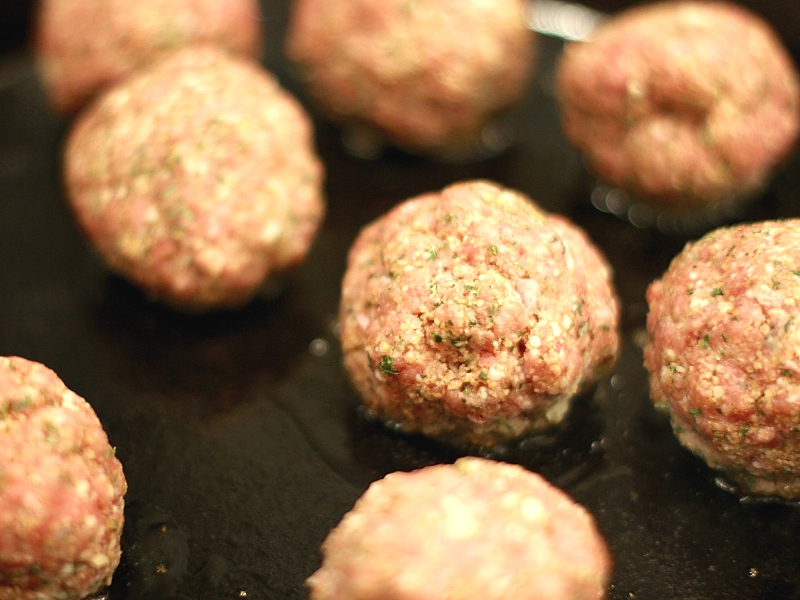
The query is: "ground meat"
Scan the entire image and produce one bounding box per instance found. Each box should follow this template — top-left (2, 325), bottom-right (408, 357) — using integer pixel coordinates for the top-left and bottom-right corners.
top-left (285, 0), bottom-right (537, 159)
top-left (64, 46), bottom-right (326, 312)
top-left (35, 0), bottom-right (262, 114)
top-left (555, 1), bottom-right (800, 210)
top-left (308, 457), bottom-right (611, 600)
top-left (645, 220), bottom-right (800, 498)
top-left (340, 180), bottom-right (619, 447)
top-left (0, 356), bottom-right (127, 600)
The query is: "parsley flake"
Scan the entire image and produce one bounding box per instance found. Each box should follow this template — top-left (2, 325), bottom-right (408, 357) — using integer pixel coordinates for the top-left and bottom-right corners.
top-left (378, 355), bottom-right (399, 375)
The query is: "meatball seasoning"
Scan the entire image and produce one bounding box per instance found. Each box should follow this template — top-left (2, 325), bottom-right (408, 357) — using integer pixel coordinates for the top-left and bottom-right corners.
top-left (35, 0), bottom-right (262, 114)
top-left (285, 0), bottom-right (537, 158)
top-left (645, 220), bottom-right (800, 498)
top-left (0, 357), bottom-right (127, 600)
top-left (340, 180), bottom-right (619, 447)
top-left (64, 46), bottom-right (325, 312)
top-left (555, 1), bottom-right (800, 210)
top-left (308, 457), bottom-right (611, 600)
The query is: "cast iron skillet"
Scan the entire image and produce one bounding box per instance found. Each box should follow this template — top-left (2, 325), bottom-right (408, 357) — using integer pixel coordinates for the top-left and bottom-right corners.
top-left (2, 2), bottom-right (800, 598)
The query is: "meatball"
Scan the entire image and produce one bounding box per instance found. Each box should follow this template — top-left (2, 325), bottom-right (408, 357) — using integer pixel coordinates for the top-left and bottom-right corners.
top-left (285, 0), bottom-right (537, 158)
top-left (645, 220), bottom-right (800, 498)
top-left (35, 0), bottom-right (262, 114)
top-left (340, 180), bottom-right (619, 447)
top-left (308, 457), bottom-right (611, 600)
top-left (64, 46), bottom-right (326, 312)
top-left (0, 356), bottom-right (127, 600)
top-left (555, 1), bottom-right (800, 210)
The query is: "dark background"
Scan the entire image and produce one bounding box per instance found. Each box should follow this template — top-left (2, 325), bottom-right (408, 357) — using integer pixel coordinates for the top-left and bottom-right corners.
top-left (4, 1), bottom-right (800, 599)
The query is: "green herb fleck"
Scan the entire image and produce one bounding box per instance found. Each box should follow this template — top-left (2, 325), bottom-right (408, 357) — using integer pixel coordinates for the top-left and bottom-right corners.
top-left (432, 333), bottom-right (443, 344)
top-left (43, 421), bottom-right (58, 446)
top-left (14, 396), bottom-right (33, 411)
top-left (379, 355), bottom-right (399, 375)
top-left (687, 287), bottom-right (695, 295)
top-left (740, 426), bottom-right (750, 436)
top-left (448, 336), bottom-right (470, 348)
top-left (781, 369), bottom-right (793, 377)
top-left (700, 334), bottom-right (711, 349)
top-left (711, 288), bottom-right (723, 297)
top-left (488, 244), bottom-right (498, 256)
top-left (689, 408), bottom-right (702, 417)
top-left (423, 247), bottom-right (437, 261)
top-left (489, 301), bottom-right (500, 322)
top-left (479, 372), bottom-right (488, 381)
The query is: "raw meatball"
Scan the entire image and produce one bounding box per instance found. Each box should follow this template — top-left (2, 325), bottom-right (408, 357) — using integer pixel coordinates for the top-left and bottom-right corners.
top-left (340, 180), bottom-right (619, 447)
top-left (0, 356), bottom-right (127, 600)
top-left (285, 0), bottom-right (537, 158)
top-left (645, 220), bottom-right (800, 498)
top-left (35, 0), bottom-right (262, 114)
top-left (64, 46), bottom-right (326, 312)
top-left (308, 457), bottom-right (611, 600)
top-left (555, 1), bottom-right (800, 210)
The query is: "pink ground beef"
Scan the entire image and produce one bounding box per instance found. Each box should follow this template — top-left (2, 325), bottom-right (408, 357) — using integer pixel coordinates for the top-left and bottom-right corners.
top-left (285, 0), bottom-right (537, 158)
top-left (64, 46), bottom-right (325, 312)
top-left (340, 180), bottom-right (619, 447)
top-left (35, 0), bottom-right (262, 114)
top-left (0, 357), bottom-right (127, 600)
top-left (308, 457), bottom-right (611, 600)
top-left (555, 1), bottom-right (800, 210)
top-left (645, 220), bottom-right (800, 498)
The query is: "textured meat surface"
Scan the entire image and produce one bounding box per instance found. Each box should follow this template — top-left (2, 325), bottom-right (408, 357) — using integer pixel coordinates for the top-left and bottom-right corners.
top-left (64, 46), bottom-right (325, 312)
top-left (0, 357), bottom-right (127, 600)
top-left (645, 220), bottom-right (800, 498)
top-left (340, 180), bottom-right (619, 447)
top-left (285, 0), bottom-right (537, 157)
top-left (308, 457), bottom-right (611, 600)
top-left (555, 1), bottom-right (800, 209)
top-left (35, 0), bottom-right (262, 114)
